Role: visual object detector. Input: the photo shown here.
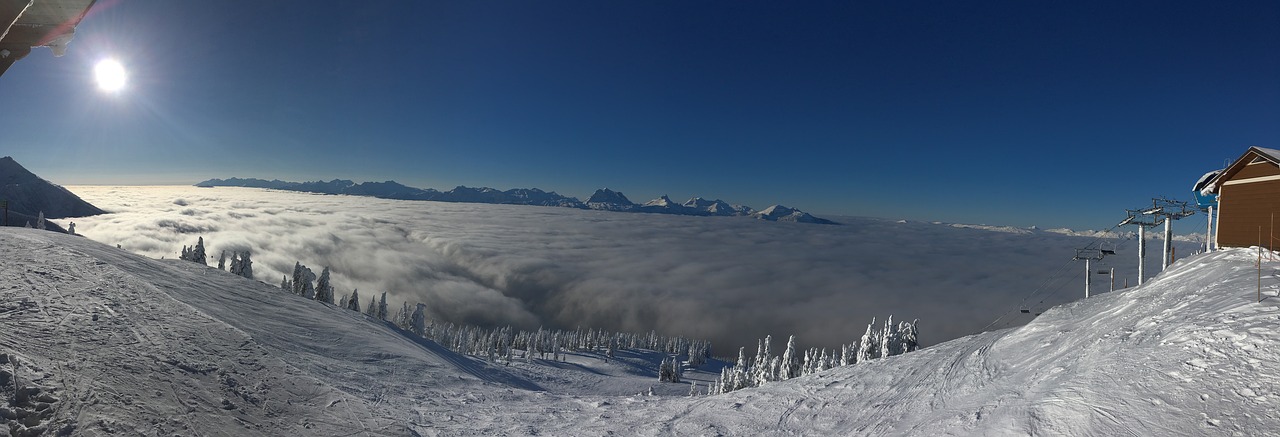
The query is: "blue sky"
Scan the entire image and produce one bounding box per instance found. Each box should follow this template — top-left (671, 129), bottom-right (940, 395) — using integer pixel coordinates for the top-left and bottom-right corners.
top-left (1, 0), bottom-right (1276, 229)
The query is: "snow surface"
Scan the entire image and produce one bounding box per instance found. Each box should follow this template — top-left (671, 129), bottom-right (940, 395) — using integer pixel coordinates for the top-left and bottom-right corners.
top-left (3, 227), bottom-right (1279, 435)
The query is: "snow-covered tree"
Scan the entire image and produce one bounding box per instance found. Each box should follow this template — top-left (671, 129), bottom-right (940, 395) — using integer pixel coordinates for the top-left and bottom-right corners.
top-left (376, 292), bottom-right (388, 321)
top-left (291, 262), bottom-right (316, 298)
top-left (780, 335), bottom-right (799, 380)
top-left (880, 315), bottom-right (899, 359)
top-left (365, 295), bottom-right (377, 317)
top-left (35, 211), bottom-right (45, 230)
top-left (347, 289), bottom-right (361, 311)
top-left (901, 319), bottom-right (919, 353)
top-left (315, 267), bottom-right (334, 304)
top-left (236, 252), bottom-right (253, 279)
top-left (217, 250), bottom-right (227, 270)
top-left (280, 275), bottom-right (292, 292)
top-left (67, 222), bottom-right (75, 235)
top-left (410, 303), bottom-right (427, 336)
top-left (659, 356), bottom-right (682, 383)
top-left (857, 318), bottom-right (879, 362)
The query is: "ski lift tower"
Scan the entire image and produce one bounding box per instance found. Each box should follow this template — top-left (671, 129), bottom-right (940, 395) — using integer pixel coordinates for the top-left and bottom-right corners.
top-left (1149, 197), bottom-right (1197, 270)
top-left (1118, 208), bottom-right (1164, 286)
top-left (1074, 248), bottom-right (1107, 298)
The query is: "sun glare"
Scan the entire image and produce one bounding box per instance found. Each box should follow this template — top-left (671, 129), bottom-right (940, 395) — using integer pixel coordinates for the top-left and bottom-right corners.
top-left (94, 59), bottom-right (127, 92)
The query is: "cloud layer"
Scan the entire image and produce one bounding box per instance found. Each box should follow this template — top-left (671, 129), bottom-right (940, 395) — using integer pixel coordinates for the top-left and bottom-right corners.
top-left (59, 186), bottom-right (1201, 353)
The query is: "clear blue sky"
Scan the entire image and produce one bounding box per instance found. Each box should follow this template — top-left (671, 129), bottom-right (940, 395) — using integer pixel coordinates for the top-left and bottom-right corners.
top-left (1, 0), bottom-right (1276, 229)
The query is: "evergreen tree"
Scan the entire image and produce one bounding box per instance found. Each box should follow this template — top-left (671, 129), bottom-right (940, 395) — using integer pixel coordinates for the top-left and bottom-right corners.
top-left (780, 335), bottom-right (799, 380)
top-left (35, 211), bottom-right (45, 230)
top-left (315, 267), bottom-right (334, 304)
top-left (858, 318), bottom-right (879, 362)
top-left (901, 319), bottom-right (919, 353)
top-left (365, 295), bottom-right (377, 317)
top-left (347, 289), bottom-right (362, 311)
top-left (237, 251), bottom-right (253, 279)
top-left (880, 315), bottom-right (899, 358)
top-left (376, 292), bottom-right (388, 321)
top-left (280, 275), bottom-right (291, 291)
top-left (410, 303), bottom-right (427, 336)
top-left (191, 237), bottom-right (207, 265)
top-left (291, 263), bottom-right (316, 298)
top-left (217, 250), bottom-right (227, 270)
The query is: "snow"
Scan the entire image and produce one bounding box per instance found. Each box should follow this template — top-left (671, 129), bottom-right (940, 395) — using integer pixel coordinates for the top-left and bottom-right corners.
top-left (3, 221), bottom-right (1280, 434)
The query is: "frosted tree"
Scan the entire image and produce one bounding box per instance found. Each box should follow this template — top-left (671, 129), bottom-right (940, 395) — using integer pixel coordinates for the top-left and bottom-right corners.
top-left (67, 222), bottom-right (75, 235)
top-left (189, 237), bottom-right (207, 265)
top-left (291, 262), bottom-right (316, 298)
top-left (857, 318), bottom-right (879, 362)
top-left (410, 303), bottom-right (427, 336)
top-left (779, 335), bottom-right (799, 380)
top-left (376, 292), bottom-right (388, 321)
top-left (280, 275), bottom-right (291, 291)
top-left (880, 316), bottom-right (904, 358)
top-left (35, 211), bottom-right (45, 230)
top-left (236, 252), bottom-right (253, 279)
top-left (217, 250), bottom-right (227, 270)
top-left (365, 295), bottom-right (377, 317)
top-left (901, 319), bottom-right (919, 353)
top-left (315, 267), bottom-right (335, 304)
top-left (346, 289), bottom-right (361, 311)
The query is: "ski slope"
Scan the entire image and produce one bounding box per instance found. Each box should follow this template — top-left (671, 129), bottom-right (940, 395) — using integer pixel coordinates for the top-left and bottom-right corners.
top-left (3, 227), bottom-right (1277, 435)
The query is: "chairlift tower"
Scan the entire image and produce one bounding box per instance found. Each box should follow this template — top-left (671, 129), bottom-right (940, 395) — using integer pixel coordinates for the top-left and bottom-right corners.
top-left (1119, 209), bottom-right (1164, 286)
top-left (1148, 197), bottom-right (1196, 270)
top-left (1074, 248), bottom-right (1107, 298)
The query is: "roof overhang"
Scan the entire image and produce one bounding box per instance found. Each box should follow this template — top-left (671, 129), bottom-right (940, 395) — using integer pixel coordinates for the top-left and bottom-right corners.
top-left (0, 0), bottom-right (97, 77)
top-left (1209, 146), bottom-right (1280, 194)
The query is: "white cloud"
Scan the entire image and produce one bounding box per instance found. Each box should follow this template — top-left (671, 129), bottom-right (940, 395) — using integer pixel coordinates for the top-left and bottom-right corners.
top-left (58, 186), bottom-right (1202, 353)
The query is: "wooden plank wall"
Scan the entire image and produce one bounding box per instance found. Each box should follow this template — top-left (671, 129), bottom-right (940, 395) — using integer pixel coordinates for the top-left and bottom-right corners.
top-left (1218, 161), bottom-right (1280, 248)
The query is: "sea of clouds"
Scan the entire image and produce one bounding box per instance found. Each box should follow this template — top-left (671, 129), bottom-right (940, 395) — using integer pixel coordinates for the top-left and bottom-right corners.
top-left (58, 186), bottom-right (1202, 353)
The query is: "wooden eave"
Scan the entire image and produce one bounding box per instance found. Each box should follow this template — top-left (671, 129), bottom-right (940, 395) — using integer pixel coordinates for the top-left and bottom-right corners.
top-left (1213, 147), bottom-right (1280, 190)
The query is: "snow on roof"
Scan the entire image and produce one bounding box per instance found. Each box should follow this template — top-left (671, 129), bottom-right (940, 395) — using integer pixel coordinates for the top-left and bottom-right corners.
top-left (1194, 169), bottom-right (1222, 194)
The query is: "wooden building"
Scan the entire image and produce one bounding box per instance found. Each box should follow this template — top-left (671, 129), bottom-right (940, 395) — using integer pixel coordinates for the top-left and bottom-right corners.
top-left (1211, 146), bottom-right (1280, 249)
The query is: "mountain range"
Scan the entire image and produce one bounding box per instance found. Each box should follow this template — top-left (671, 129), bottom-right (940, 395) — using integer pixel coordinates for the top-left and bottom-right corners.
top-left (195, 177), bottom-right (838, 224)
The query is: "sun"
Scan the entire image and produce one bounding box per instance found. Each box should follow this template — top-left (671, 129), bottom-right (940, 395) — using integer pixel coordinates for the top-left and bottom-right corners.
top-left (94, 59), bottom-right (127, 92)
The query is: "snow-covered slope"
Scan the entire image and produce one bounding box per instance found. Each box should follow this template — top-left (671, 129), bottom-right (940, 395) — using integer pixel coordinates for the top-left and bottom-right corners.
top-left (401, 247), bottom-right (1280, 435)
top-left (0, 227), bottom-right (538, 435)
top-left (4, 224), bottom-right (1277, 434)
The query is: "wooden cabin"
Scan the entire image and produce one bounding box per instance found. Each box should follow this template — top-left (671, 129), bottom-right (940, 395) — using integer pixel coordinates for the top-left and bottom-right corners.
top-left (1211, 147), bottom-right (1280, 249)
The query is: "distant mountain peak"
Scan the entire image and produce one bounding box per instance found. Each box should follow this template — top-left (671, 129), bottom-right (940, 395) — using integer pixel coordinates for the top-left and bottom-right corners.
top-left (586, 188), bottom-right (634, 206)
top-left (0, 156), bottom-right (106, 230)
top-left (750, 205), bottom-right (837, 224)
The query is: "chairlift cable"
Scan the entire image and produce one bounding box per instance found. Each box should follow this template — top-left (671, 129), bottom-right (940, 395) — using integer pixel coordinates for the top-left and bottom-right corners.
top-left (978, 221), bottom-right (1126, 333)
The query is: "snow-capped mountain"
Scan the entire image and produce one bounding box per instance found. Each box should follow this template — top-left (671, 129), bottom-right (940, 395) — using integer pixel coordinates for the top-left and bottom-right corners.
top-left (683, 197), bottom-right (754, 216)
top-left (749, 204), bottom-right (838, 224)
top-left (0, 156), bottom-right (104, 231)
